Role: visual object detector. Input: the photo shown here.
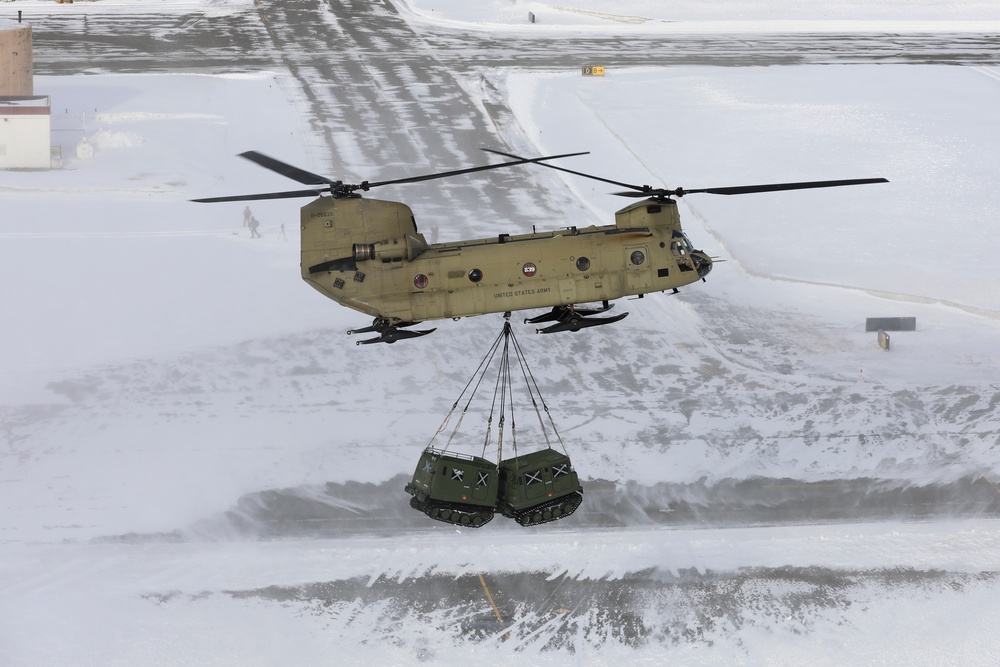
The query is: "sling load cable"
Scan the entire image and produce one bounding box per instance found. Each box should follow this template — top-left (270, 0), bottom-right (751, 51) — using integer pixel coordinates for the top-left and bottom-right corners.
top-left (508, 325), bottom-right (569, 456)
top-left (482, 330), bottom-right (508, 462)
top-left (490, 318), bottom-right (584, 526)
top-left (426, 323), bottom-right (508, 454)
top-left (487, 317), bottom-right (534, 465)
top-left (500, 318), bottom-right (569, 483)
top-left (405, 324), bottom-right (511, 530)
top-left (472, 315), bottom-right (521, 465)
top-left (405, 314), bottom-right (585, 527)
top-left (499, 319), bottom-right (518, 465)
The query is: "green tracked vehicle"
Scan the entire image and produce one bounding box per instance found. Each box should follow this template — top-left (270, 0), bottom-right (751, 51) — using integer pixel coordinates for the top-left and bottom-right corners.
top-left (404, 316), bottom-right (584, 529)
top-left (405, 448), bottom-right (499, 527)
top-left (498, 448), bottom-right (583, 526)
top-left (404, 446), bottom-right (583, 528)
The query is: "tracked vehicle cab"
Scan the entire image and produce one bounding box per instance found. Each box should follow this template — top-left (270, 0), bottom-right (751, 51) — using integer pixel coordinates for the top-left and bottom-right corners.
top-left (405, 448), bottom-right (499, 527)
top-left (497, 448), bottom-right (583, 526)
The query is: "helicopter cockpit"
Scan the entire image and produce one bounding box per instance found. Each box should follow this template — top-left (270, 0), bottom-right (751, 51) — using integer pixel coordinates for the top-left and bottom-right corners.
top-left (671, 230), bottom-right (695, 267)
top-left (671, 230), bottom-right (713, 279)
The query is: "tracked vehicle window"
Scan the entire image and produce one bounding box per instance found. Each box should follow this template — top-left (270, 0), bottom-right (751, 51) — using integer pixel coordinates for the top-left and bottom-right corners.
top-left (525, 470), bottom-right (543, 485)
top-left (553, 463), bottom-right (569, 477)
top-left (451, 468), bottom-right (465, 482)
top-left (476, 472), bottom-right (490, 487)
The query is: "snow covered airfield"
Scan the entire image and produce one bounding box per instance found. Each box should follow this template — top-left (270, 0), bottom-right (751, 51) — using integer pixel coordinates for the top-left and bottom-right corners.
top-left (3, 0), bottom-right (1000, 663)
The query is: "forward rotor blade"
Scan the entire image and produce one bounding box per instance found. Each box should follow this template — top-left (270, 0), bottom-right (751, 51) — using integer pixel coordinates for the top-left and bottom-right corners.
top-left (364, 151), bottom-right (590, 190)
top-left (611, 190), bottom-right (656, 198)
top-left (239, 151), bottom-right (337, 185)
top-left (683, 178), bottom-right (889, 196)
top-left (198, 150), bottom-right (589, 202)
top-left (191, 188), bottom-right (324, 203)
top-left (483, 148), bottom-right (644, 192)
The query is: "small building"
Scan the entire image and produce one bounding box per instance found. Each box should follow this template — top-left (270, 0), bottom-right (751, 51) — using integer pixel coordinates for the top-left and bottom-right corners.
top-left (1, 18), bottom-right (34, 97)
top-left (2, 18), bottom-right (50, 169)
top-left (0, 95), bottom-right (51, 169)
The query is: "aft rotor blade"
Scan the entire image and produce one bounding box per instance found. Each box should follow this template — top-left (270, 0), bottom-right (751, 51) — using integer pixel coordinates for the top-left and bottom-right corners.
top-left (239, 151), bottom-right (337, 185)
top-left (487, 149), bottom-right (890, 198)
top-left (482, 148), bottom-right (644, 192)
top-left (191, 188), bottom-right (324, 203)
top-left (364, 151), bottom-right (590, 190)
top-left (682, 178), bottom-right (889, 196)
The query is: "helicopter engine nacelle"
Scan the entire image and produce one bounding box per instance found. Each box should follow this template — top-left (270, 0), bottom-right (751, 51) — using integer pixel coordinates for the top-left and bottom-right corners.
top-left (301, 196), bottom-right (431, 320)
top-left (301, 196), bottom-right (426, 271)
top-left (352, 235), bottom-right (428, 263)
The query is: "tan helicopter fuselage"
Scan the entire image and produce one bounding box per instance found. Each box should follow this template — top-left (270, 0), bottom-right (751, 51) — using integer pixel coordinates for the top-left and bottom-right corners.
top-left (300, 195), bottom-right (712, 324)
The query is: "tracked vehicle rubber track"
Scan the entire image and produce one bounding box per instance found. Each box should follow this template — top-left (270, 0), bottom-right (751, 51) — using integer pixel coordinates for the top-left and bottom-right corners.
top-left (505, 489), bottom-right (583, 527)
top-left (407, 493), bottom-right (495, 528)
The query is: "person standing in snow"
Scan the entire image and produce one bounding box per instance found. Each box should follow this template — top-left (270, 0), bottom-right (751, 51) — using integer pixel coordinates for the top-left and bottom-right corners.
top-left (243, 205), bottom-right (252, 228)
top-left (249, 216), bottom-right (261, 239)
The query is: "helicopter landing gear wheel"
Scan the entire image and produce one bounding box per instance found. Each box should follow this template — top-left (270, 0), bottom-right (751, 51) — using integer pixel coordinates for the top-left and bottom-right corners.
top-left (349, 317), bottom-right (436, 345)
top-left (347, 317), bottom-right (392, 336)
top-left (529, 304), bottom-right (629, 334)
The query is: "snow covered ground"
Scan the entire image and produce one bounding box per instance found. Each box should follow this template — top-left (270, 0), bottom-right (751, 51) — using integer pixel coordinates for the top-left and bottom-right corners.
top-left (3, 0), bottom-right (1000, 663)
top-left (4, 520), bottom-right (1000, 665)
top-left (394, 0), bottom-right (1000, 32)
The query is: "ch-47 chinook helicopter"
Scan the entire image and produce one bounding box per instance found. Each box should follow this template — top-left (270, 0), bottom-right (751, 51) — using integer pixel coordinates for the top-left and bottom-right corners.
top-left (194, 150), bottom-right (887, 344)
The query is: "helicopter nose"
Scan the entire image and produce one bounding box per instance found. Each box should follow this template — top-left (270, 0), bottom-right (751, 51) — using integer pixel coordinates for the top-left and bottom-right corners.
top-left (693, 251), bottom-right (713, 279)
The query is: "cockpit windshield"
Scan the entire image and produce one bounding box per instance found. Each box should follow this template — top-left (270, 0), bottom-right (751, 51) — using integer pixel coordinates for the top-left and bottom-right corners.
top-left (671, 230), bottom-right (695, 256)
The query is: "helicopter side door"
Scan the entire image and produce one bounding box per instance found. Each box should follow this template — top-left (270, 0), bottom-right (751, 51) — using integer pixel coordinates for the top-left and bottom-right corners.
top-left (412, 290), bottom-right (445, 321)
top-left (558, 277), bottom-right (577, 305)
top-left (625, 245), bottom-right (652, 294)
top-left (410, 257), bottom-right (446, 320)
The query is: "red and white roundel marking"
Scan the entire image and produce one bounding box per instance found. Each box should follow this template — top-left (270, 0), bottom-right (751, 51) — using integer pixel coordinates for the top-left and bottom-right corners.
top-left (522, 262), bottom-right (537, 277)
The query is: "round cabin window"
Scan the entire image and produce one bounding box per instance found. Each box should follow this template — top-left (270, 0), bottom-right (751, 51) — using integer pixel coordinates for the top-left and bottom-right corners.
top-left (576, 256), bottom-right (591, 271)
top-left (630, 250), bottom-right (646, 266)
top-left (469, 268), bottom-right (483, 283)
top-left (414, 274), bottom-right (429, 289)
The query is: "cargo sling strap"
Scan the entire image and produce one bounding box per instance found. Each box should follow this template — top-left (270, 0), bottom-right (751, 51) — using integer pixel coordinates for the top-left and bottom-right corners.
top-left (424, 313), bottom-right (570, 468)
